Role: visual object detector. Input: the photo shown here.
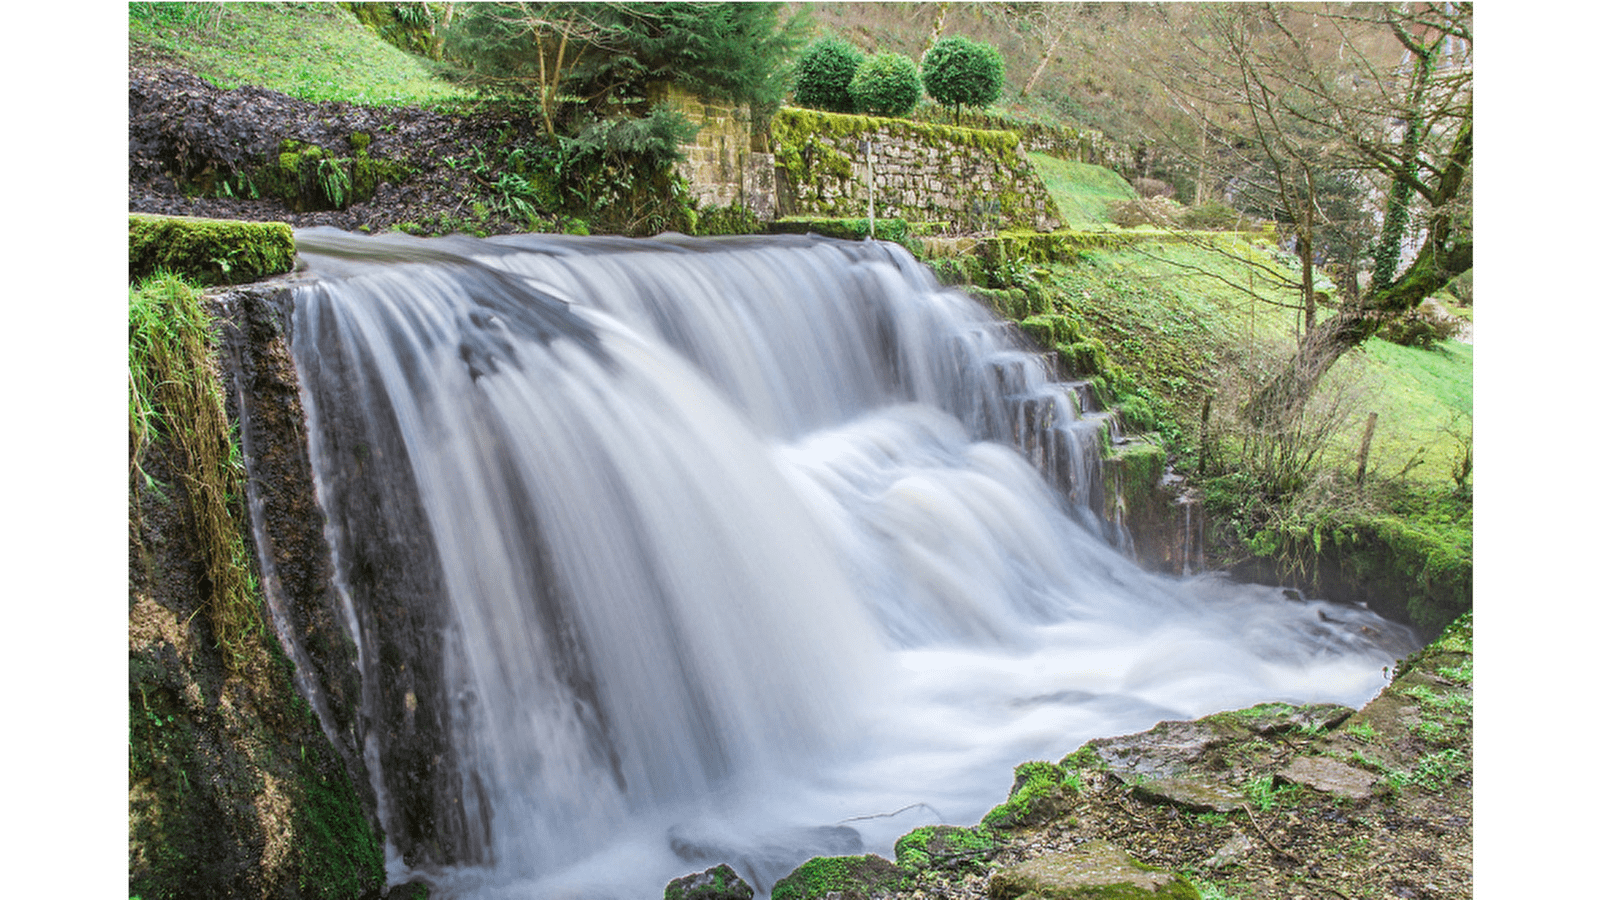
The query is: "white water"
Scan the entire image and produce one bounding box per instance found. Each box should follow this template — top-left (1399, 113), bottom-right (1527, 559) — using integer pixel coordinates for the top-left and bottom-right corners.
top-left (286, 230), bottom-right (1414, 899)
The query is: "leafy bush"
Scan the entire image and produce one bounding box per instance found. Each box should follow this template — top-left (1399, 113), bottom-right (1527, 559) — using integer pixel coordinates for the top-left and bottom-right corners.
top-left (920, 36), bottom-right (1003, 126)
top-left (1131, 177), bottom-right (1174, 198)
top-left (1179, 200), bottom-right (1248, 231)
top-left (793, 37), bottom-right (863, 113)
top-left (849, 52), bottom-right (921, 118)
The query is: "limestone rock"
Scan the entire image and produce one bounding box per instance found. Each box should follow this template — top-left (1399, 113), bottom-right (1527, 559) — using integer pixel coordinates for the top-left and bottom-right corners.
top-left (1129, 776), bottom-right (1246, 812)
top-left (1277, 755), bottom-right (1378, 800)
top-left (988, 841), bottom-right (1200, 899)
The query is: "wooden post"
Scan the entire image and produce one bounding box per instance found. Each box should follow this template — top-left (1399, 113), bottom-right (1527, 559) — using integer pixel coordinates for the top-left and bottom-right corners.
top-left (1198, 394), bottom-right (1212, 476)
top-left (1355, 412), bottom-right (1378, 486)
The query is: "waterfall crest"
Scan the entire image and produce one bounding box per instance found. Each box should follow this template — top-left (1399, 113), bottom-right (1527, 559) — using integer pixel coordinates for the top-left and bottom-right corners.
top-left (279, 230), bottom-right (1414, 898)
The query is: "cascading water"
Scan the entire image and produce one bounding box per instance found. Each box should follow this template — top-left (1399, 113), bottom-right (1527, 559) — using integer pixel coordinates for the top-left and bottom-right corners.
top-left (277, 229), bottom-right (1415, 899)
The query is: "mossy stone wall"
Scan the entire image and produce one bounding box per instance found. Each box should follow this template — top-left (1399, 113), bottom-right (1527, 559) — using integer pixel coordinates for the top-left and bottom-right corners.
top-left (129, 214), bottom-right (295, 286)
top-left (652, 83), bottom-right (777, 220)
top-left (770, 108), bottom-right (1061, 232)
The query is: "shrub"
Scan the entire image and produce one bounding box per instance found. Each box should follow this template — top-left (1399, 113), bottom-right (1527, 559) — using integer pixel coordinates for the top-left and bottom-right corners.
top-left (1131, 177), bottom-right (1174, 199)
top-left (793, 37), bottom-right (864, 113)
top-left (1179, 200), bottom-right (1248, 231)
top-left (1109, 197), bottom-right (1184, 228)
top-left (920, 35), bottom-right (1004, 126)
top-left (849, 52), bottom-right (921, 118)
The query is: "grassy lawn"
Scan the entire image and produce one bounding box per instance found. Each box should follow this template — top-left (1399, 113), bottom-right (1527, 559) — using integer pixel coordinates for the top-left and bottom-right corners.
top-left (1331, 339), bottom-right (1472, 486)
top-left (128, 2), bottom-right (475, 106)
top-left (1027, 153), bottom-right (1139, 230)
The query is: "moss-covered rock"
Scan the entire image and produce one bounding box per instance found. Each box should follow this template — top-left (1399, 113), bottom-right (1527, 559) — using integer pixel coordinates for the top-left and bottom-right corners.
top-left (893, 824), bottom-right (997, 871)
top-left (981, 761), bottom-right (1082, 830)
top-left (664, 863), bottom-right (755, 900)
top-left (129, 214), bottom-right (295, 286)
top-left (770, 855), bottom-right (907, 900)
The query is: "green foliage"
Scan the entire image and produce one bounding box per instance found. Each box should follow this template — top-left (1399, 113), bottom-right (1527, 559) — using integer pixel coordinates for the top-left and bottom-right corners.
top-left (1384, 748), bottom-right (1469, 793)
top-left (848, 52), bottom-right (922, 118)
top-left (794, 37), bottom-right (864, 113)
top-left (129, 273), bottom-right (263, 673)
top-left (920, 35), bottom-right (1004, 125)
top-left (1243, 776), bottom-right (1301, 812)
top-left (451, 3), bottom-right (805, 110)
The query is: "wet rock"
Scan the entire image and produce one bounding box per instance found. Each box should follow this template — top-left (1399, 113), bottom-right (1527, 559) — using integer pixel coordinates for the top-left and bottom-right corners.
top-left (1128, 777), bottom-right (1245, 812)
top-left (670, 825), bottom-right (862, 895)
top-left (987, 840), bottom-right (1200, 899)
top-left (770, 854), bottom-right (906, 900)
top-left (1277, 756), bottom-right (1378, 800)
top-left (664, 863), bottom-right (755, 900)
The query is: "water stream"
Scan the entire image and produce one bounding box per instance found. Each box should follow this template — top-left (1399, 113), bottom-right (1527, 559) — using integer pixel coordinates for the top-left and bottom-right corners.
top-left (279, 230), bottom-right (1415, 899)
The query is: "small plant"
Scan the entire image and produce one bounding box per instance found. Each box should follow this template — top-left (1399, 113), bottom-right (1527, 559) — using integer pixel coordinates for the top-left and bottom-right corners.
top-left (1196, 811), bottom-right (1230, 827)
top-left (1244, 776), bottom-right (1301, 812)
top-left (1346, 720), bottom-right (1378, 743)
top-left (1188, 876), bottom-right (1244, 900)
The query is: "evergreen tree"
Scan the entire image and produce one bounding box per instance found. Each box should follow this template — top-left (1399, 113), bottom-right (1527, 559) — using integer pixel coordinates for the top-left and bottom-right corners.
top-left (920, 35), bottom-right (1004, 126)
top-left (793, 37), bottom-right (864, 113)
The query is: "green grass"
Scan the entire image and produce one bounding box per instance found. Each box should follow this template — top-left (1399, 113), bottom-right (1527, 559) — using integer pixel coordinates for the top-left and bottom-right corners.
top-left (1330, 339), bottom-right (1472, 486)
top-left (1027, 152), bottom-right (1139, 229)
top-left (129, 2), bottom-right (474, 105)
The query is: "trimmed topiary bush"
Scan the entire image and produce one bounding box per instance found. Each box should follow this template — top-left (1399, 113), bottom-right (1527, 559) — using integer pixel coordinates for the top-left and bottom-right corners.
top-left (793, 37), bottom-right (864, 113)
top-left (920, 36), bottom-right (1004, 126)
top-left (848, 52), bottom-right (921, 118)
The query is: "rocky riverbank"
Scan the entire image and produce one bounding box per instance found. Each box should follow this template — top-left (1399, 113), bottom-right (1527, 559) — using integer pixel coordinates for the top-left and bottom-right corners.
top-left (679, 614), bottom-right (1472, 900)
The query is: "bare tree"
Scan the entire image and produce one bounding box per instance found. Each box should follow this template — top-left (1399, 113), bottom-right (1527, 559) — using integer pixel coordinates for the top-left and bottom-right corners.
top-left (1141, 3), bottom-right (1471, 425)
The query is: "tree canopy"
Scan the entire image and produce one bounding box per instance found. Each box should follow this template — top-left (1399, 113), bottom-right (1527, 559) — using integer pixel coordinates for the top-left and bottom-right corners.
top-left (793, 37), bottom-right (864, 114)
top-left (920, 35), bottom-right (1004, 126)
top-left (849, 52), bottom-right (922, 118)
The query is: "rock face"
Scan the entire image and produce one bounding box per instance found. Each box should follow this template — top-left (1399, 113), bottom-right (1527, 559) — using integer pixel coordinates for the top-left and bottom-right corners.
top-left (129, 280), bottom-right (385, 900)
top-left (987, 840), bottom-right (1199, 899)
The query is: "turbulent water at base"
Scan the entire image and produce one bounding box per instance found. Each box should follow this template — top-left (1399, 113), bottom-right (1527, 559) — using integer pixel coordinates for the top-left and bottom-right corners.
top-left (282, 230), bottom-right (1416, 899)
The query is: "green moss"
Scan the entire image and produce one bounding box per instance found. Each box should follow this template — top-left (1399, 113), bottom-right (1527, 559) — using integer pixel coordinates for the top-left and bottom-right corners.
top-left (982, 761), bottom-right (1081, 830)
top-left (893, 825), bottom-right (997, 871)
top-left (770, 855), bottom-right (907, 900)
top-left (664, 863), bottom-right (753, 900)
top-left (129, 214), bottom-right (295, 286)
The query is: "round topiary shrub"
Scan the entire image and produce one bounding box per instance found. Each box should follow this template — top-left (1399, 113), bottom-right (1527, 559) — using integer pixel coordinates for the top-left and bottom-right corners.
top-left (793, 37), bottom-right (865, 113)
top-left (849, 52), bottom-right (922, 118)
top-left (920, 35), bottom-right (1004, 126)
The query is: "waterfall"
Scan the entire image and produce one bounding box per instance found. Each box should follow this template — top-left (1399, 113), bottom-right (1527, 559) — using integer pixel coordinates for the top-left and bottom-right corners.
top-left (277, 230), bottom-right (1414, 899)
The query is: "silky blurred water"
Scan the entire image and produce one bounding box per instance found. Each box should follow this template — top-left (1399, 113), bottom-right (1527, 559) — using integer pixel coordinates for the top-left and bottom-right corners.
top-left (284, 230), bottom-right (1416, 898)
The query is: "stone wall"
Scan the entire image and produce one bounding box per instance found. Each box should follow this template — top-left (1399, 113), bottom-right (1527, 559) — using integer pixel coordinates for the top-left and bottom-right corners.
top-left (911, 107), bottom-right (1136, 175)
top-left (649, 82), bottom-right (776, 220)
top-left (769, 108), bottom-right (1062, 233)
